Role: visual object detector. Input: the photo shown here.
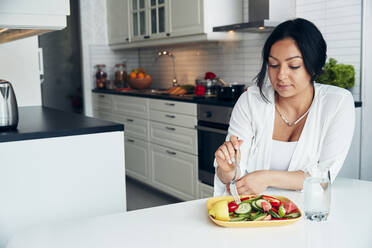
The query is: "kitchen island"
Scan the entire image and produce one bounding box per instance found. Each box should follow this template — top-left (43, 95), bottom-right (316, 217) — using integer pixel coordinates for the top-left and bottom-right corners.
top-left (0, 106), bottom-right (126, 248)
top-left (6, 177), bottom-right (372, 248)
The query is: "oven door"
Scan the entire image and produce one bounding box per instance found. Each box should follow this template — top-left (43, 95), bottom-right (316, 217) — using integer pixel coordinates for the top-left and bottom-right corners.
top-left (197, 122), bottom-right (228, 186)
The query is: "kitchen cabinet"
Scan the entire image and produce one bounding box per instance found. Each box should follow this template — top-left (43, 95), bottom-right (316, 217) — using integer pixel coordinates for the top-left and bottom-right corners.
top-left (107, 0), bottom-right (131, 45)
top-left (199, 182), bottom-right (214, 198)
top-left (92, 92), bottom-right (199, 201)
top-left (108, 0), bottom-right (243, 50)
top-left (149, 98), bottom-right (198, 200)
top-left (0, 0), bottom-right (69, 29)
top-left (92, 93), bottom-right (151, 184)
top-left (129, 0), bottom-right (169, 41)
top-left (149, 144), bottom-right (197, 201)
top-left (125, 136), bottom-right (150, 182)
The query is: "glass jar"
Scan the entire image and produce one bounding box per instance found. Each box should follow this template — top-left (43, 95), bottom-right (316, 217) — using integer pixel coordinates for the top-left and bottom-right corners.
top-left (303, 166), bottom-right (331, 221)
top-left (114, 63), bottom-right (127, 88)
top-left (95, 64), bottom-right (107, 89)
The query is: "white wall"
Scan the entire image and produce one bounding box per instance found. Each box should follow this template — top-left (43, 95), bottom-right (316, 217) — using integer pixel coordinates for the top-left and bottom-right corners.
top-left (0, 37), bottom-right (41, 106)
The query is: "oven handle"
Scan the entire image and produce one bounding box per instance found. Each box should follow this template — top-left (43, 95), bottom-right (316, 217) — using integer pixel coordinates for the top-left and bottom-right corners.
top-left (196, 125), bottom-right (228, 135)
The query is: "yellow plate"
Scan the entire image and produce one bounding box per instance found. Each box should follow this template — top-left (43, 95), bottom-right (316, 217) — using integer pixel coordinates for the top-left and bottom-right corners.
top-left (207, 195), bottom-right (302, 227)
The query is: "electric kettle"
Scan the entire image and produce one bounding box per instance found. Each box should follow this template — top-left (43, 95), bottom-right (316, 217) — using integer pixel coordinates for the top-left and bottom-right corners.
top-left (0, 79), bottom-right (19, 130)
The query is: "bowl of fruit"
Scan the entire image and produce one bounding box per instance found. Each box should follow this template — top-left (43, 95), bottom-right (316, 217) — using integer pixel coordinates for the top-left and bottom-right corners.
top-left (128, 68), bottom-right (152, 89)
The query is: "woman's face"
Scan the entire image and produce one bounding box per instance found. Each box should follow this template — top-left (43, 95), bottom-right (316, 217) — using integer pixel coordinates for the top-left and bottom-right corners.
top-left (268, 38), bottom-right (312, 98)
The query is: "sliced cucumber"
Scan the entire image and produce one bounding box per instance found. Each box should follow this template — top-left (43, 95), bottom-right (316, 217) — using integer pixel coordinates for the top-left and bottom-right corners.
top-left (229, 216), bottom-right (248, 222)
top-left (251, 212), bottom-right (268, 221)
top-left (269, 210), bottom-right (281, 219)
top-left (252, 199), bottom-right (271, 212)
top-left (234, 202), bottom-right (252, 215)
top-left (241, 195), bottom-right (261, 203)
top-left (284, 212), bottom-right (301, 218)
top-left (251, 200), bottom-right (262, 211)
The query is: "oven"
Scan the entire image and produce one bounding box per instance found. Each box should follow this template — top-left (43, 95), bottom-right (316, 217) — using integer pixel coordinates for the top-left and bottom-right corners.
top-left (197, 104), bottom-right (233, 186)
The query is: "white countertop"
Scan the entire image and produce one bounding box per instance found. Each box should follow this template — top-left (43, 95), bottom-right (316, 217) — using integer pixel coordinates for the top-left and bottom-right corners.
top-left (7, 177), bottom-right (372, 248)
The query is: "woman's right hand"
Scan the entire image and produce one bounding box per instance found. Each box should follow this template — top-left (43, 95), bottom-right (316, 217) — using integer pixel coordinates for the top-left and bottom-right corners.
top-left (215, 136), bottom-right (244, 173)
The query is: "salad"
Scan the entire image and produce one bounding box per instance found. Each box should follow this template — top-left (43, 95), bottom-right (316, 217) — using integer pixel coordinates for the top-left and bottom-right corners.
top-left (208, 195), bottom-right (301, 222)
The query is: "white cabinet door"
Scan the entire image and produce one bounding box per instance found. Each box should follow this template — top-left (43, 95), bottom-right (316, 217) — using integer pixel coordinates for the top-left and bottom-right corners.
top-left (150, 144), bottom-right (197, 201)
top-left (169, 0), bottom-right (203, 37)
top-left (125, 136), bottom-right (150, 183)
top-left (199, 182), bottom-right (213, 199)
top-left (107, 0), bottom-right (130, 45)
top-left (0, 0), bottom-right (69, 29)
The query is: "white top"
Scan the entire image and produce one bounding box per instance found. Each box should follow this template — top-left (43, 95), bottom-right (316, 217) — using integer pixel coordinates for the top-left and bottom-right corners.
top-left (6, 178), bottom-right (372, 248)
top-left (214, 83), bottom-right (355, 196)
top-left (270, 139), bottom-right (298, 171)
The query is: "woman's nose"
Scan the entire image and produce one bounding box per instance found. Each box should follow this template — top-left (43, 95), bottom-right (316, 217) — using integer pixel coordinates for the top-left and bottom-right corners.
top-left (278, 67), bottom-right (288, 80)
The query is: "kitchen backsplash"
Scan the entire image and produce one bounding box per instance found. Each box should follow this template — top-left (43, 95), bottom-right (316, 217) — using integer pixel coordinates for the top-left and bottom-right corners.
top-left (85, 0), bottom-right (361, 101)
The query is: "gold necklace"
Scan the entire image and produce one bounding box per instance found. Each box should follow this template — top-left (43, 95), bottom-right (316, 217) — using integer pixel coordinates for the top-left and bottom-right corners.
top-left (275, 105), bottom-right (310, 127)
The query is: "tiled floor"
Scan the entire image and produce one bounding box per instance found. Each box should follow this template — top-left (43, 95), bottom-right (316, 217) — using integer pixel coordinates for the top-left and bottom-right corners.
top-left (125, 176), bottom-right (181, 211)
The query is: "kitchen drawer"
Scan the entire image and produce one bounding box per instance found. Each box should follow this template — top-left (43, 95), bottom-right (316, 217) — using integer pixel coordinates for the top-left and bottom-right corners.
top-left (92, 109), bottom-right (121, 124)
top-left (119, 115), bottom-right (149, 141)
top-left (125, 136), bottom-right (149, 183)
top-left (150, 99), bottom-right (197, 116)
top-left (149, 121), bottom-right (197, 155)
top-left (150, 110), bottom-right (197, 129)
top-left (112, 95), bottom-right (149, 119)
top-left (149, 144), bottom-right (198, 201)
top-left (92, 93), bottom-right (113, 113)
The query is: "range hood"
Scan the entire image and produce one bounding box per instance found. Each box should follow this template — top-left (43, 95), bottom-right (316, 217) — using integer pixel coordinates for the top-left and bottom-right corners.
top-left (213, 0), bottom-right (295, 33)
top-left (0, 0), bottom-right (69, 44)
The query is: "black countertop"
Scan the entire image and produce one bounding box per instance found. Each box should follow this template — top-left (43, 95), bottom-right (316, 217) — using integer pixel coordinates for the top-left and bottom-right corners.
top-left (92, 88), bottom-right (362, 108)
top-left (0, 106), bottom-right (124, 143)
top-left (92, 88), bottom-right (237, 107)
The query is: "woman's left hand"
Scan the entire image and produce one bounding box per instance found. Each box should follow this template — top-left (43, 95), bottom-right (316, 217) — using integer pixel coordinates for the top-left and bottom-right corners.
top-left (226, 170), bottom-right (269, 195)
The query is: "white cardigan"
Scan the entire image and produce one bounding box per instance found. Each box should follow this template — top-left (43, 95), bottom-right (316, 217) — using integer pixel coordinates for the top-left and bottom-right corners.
top-left (214, 83), bottom-right (355, 196)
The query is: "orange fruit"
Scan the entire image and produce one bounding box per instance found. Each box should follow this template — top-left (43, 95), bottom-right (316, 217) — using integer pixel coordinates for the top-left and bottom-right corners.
top-left (137, 72), bottom-right (145, 79)
top-left (129, 71), bottom-right (137, 78)
top-left (145, 74), bottom-right (151, 79)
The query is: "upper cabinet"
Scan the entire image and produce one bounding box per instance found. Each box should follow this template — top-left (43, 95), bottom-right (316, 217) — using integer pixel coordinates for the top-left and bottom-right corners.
top-left (107, 0), bottom-right (130, 45)
top-left (0, 0), bottom-right (70, 44)
top-left (108, 0), bottom-right (243, 50)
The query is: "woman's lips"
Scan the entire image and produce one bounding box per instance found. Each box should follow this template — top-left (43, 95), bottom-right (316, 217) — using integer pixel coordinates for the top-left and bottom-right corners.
top-left (277, 84), bottom-right (291, 90)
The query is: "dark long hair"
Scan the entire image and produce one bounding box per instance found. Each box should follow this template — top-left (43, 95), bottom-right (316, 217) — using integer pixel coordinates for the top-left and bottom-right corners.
top-left (255, 18), bottom-right (327, 101)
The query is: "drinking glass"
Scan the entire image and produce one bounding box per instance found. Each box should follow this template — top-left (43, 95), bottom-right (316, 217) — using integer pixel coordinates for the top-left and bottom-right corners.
top-left (303, 166), bottom-right (331, 221)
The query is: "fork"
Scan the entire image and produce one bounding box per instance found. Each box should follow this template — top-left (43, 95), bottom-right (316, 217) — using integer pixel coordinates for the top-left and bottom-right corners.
top-left (230, 148), bottom-right (241, 204)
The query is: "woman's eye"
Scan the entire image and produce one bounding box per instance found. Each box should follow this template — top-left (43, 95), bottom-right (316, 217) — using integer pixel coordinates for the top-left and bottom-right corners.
top-left (269, 64), bottom-right (279, 68)
top-left (289, 65), bottom-right (301, 70)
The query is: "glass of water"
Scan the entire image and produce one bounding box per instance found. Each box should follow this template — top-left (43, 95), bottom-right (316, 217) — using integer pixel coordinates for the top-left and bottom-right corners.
top-left (303, 166), bottom-right (331, 221)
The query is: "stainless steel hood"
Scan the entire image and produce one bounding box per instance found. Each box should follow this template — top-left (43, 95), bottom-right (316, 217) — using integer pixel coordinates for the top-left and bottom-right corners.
top-left (213, 0), bottom-right (295, 33)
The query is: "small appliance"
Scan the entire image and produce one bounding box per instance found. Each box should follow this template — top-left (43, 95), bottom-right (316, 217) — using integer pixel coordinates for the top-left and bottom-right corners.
top-left (0, 79), bottom-right (19, 130)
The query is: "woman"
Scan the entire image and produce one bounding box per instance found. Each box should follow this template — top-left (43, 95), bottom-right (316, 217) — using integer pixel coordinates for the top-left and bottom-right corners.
top-left (214, 18), bottom-right (355, 196)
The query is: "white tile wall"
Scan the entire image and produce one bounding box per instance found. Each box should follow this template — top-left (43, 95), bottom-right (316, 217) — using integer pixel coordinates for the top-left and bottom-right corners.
top-left (296, 0), bottom-right (362, 99)
top-left (87, 0), bottom-right (362, 100)
top-left (89, 45), bottom-right (139, 88)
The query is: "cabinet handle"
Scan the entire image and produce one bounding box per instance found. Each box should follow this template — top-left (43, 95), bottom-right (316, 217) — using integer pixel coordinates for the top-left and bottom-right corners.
top-left (126, 38), bottom-right (129, 41)
top-left (165, 103), bottom-right (175, 106)
top-left (166, 150), bottom-right (176, 155)
top-left (99, 95), bottom-right (105, 98)
top-left (144, 35), bottom-right (150, 39)
top-left (127, 138), bottom-right (135, 143)
top-left (165, 126), bottom-right (175, 131)
top-left (166, 33), bottom-right (170, 37)
top-left (126, 118), bottom-right (134, 122)
top-left (165, 114), bottom-right (175, 118)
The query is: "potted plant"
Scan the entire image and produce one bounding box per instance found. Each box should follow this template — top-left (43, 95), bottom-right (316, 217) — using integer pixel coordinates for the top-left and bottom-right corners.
top-left (316, 58), bottom-right (356, 89)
